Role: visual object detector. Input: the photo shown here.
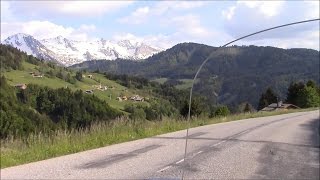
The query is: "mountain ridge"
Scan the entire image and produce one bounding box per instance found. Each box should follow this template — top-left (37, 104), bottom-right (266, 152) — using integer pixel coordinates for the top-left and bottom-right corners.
top-left (2, 33), bottom-right (163, 66)
top-left (70, 43), bottom-right (320, 108)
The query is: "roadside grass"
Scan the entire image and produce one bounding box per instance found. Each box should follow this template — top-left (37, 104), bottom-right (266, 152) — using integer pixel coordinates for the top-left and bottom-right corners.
top-left (1, 108), bottom-right (317, 169)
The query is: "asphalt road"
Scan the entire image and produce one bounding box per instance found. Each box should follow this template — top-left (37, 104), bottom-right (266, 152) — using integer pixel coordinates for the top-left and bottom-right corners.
top-left (1, 110), bottom-right (319, 179)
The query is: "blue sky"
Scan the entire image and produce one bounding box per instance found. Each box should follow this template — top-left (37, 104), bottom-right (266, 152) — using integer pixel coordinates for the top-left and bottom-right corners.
top-left (1, 1), bottom-right (319, 49)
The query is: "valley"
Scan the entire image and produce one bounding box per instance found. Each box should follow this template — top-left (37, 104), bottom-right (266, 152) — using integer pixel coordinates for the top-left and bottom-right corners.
top-left (72, 43), bottom-right (320, 108)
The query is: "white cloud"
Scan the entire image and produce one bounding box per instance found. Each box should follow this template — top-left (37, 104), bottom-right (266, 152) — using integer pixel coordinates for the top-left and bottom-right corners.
top-left (234, 30), bottom-right (319, 50)
top-left (78, 24), bottom-right (96, 32)
top-left (275, 30), bottom-right (319, 50)
top-left (112, 32), bottom-right (175, 49)
top-left (222, 1), bottom-right (319, 46)
top-left (155, 1), bottom-right (206, 13)
top-left (1, 21), bottom-right (95, 41)
top-left (58, 1), bottom-right (133, 16)
top-left (304, 1), bottom-right (320, 19)
top-left (118, 6), bottom-right (150, 25)
top-left (113, 33), bottom-right (144, 42)
top-left (118, 1), bottom-right (207, 25)
top-left (238, 1), bottom-right (284, 18)
top-left (222, 1), bottom-right (284, 20)
top-left (222, 6), bottom-right (236, 20)
top-left (0, 1), bottom-right (15, 22)
top-left (169, 15), bottom-right (211, 38)
top-left (8, 1), bottom-right (133, 17)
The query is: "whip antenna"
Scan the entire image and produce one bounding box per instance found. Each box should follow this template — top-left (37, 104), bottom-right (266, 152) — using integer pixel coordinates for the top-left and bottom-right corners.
top-left (181, 18), bottom-right (319, 180)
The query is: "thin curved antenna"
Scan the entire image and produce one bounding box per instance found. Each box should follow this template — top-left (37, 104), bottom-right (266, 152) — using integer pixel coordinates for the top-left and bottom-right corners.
top-left (181, 18), bottom-right (319, 179)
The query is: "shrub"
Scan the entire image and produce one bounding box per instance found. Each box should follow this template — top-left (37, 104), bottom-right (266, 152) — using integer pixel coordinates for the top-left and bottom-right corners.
top-left (213, 106), bottom-right (230, 117)
top-left (129, 108), bottom-right (146, 121)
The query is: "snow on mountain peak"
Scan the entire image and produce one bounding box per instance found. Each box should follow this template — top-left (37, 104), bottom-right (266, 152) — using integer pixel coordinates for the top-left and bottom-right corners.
top-left (2, 33), bottom-right (163, 66)
top-left (3, 33), bottom-right (44, 55)
top-left (2, 33), bottom-right (58, 63)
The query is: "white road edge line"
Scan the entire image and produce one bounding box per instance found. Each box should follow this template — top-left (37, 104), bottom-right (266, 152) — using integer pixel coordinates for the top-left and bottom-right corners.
top-left (176, 159), bottom-right (185, 164)
top-left (210, 140), bottom-right (227, 147)
top-left (157, 165), bottom-right (172, 173)
top-left (194, 151), bottom-right (203, 155)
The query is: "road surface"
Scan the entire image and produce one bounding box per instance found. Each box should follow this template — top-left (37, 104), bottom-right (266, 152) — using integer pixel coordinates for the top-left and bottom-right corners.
top-left (1, 110), bottom-right (319, 179)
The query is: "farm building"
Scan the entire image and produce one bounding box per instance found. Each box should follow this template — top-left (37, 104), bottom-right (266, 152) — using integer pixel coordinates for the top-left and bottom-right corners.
top-left (15, 84), bottom-right (27, 90)
top-left (260, 101), bottom-right (299, 111)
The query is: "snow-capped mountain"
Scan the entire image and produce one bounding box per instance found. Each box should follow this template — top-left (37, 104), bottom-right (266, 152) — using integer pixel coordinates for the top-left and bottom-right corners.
top-left (2, 33), bottom-right (163, 66)
top-left (3, 33), bottom-right (58, 62)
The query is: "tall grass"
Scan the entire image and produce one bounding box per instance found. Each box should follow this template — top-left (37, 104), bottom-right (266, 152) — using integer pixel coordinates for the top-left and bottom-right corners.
top-left (1, 108), bottom-right (317, 168)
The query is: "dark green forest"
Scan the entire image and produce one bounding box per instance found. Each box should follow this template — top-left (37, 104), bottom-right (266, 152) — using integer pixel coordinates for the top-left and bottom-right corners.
top-left (0, 76), bottom-right (122, 138)
top-left (71, 43), bottom-right (320, 108)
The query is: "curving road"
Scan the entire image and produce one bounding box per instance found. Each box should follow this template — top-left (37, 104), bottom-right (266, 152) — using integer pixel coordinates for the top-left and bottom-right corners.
top-left (1, 110), bottom-right (319, 179)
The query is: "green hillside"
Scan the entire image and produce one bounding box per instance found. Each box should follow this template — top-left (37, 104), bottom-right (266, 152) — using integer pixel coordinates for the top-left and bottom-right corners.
top-left (4, 66), bottom-right (148, 111)
top-left (0, 44), bottom-right (192, 138)
top-left (2, 44), bottom-right (318, 139)
top-left (1, 51), bottom-right (149, 112)
top-left (71, 43), bottom-right (320, 108)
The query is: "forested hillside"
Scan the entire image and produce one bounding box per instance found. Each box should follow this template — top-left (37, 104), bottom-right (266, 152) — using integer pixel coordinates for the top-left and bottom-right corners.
top-left (0, 76), bottom-right (121, 138)
top-left (0, 45), bottom-right (203, 138)
top-left (1, 44), bottom-right (319, 138)
top-left (71, 43), bottom-right (320, 107)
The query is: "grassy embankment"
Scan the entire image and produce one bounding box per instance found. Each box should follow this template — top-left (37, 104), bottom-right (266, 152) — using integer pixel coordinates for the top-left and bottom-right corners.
top-left (1, 108), bottom-right (317, 168)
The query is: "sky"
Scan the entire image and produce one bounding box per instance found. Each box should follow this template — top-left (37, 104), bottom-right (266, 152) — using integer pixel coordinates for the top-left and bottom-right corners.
top-left (1, 0), bottom-right (319, 49)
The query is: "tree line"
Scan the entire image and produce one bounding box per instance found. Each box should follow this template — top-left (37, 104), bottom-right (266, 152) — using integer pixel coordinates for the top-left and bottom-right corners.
top-left (258, 80), bottom-right (320, 110)
top-left (0, 76), bottom-right (121, 138)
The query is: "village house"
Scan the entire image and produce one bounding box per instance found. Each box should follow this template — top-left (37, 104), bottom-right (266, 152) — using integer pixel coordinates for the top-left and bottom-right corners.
top-left (98, 84), bottom-right (108, 91)
top-left (15, 83), bottom-right (27, 90)
top-left (32, 73), bottom-right (43, 78)
top-left (92, 84), bottom-right (108, 91)
top-left (122, 96), bottom-right (128, 101)
top-left (130, 95), bottom-right (144, 102)
top-left (260, 101), bottom-right (299, 112)
top-left (87, 75), bottom-right (93, 79)
top-left (85, 90), bottom-right (94, 94)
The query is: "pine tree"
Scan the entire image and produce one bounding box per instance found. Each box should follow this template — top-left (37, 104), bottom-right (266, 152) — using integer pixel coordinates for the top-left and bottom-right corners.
top-left (286, 82), bottom-right (305, 105)
top-left (258, 88), bottom-right (278, 110)
top-left (75, 71), bottom-right (83, 81)
top-left (244, 103), bottom-right (252, 112)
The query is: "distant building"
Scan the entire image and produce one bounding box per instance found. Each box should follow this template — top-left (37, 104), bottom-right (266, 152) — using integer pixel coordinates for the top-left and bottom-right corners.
top-left (260, 101), bottom-right (299, 111)
top-left (32, 73), bottom-right (43, 78)
top-left (116, 97), bottom-right (122, 102)
top-left (122, 96), bottom-right (128, 101)
top-left (85, 90), bottom-right (94, 94)
top-left (87, 75), bottom-right (93, 79)
top-left (130, 95), bottom-right (144, 102)
top-left (15, 84), bottom-right (27, 90)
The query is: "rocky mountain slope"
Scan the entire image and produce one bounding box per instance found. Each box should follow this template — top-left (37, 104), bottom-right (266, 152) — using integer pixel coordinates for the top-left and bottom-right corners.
top-left (2, 33), bottom-right (162, 66)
